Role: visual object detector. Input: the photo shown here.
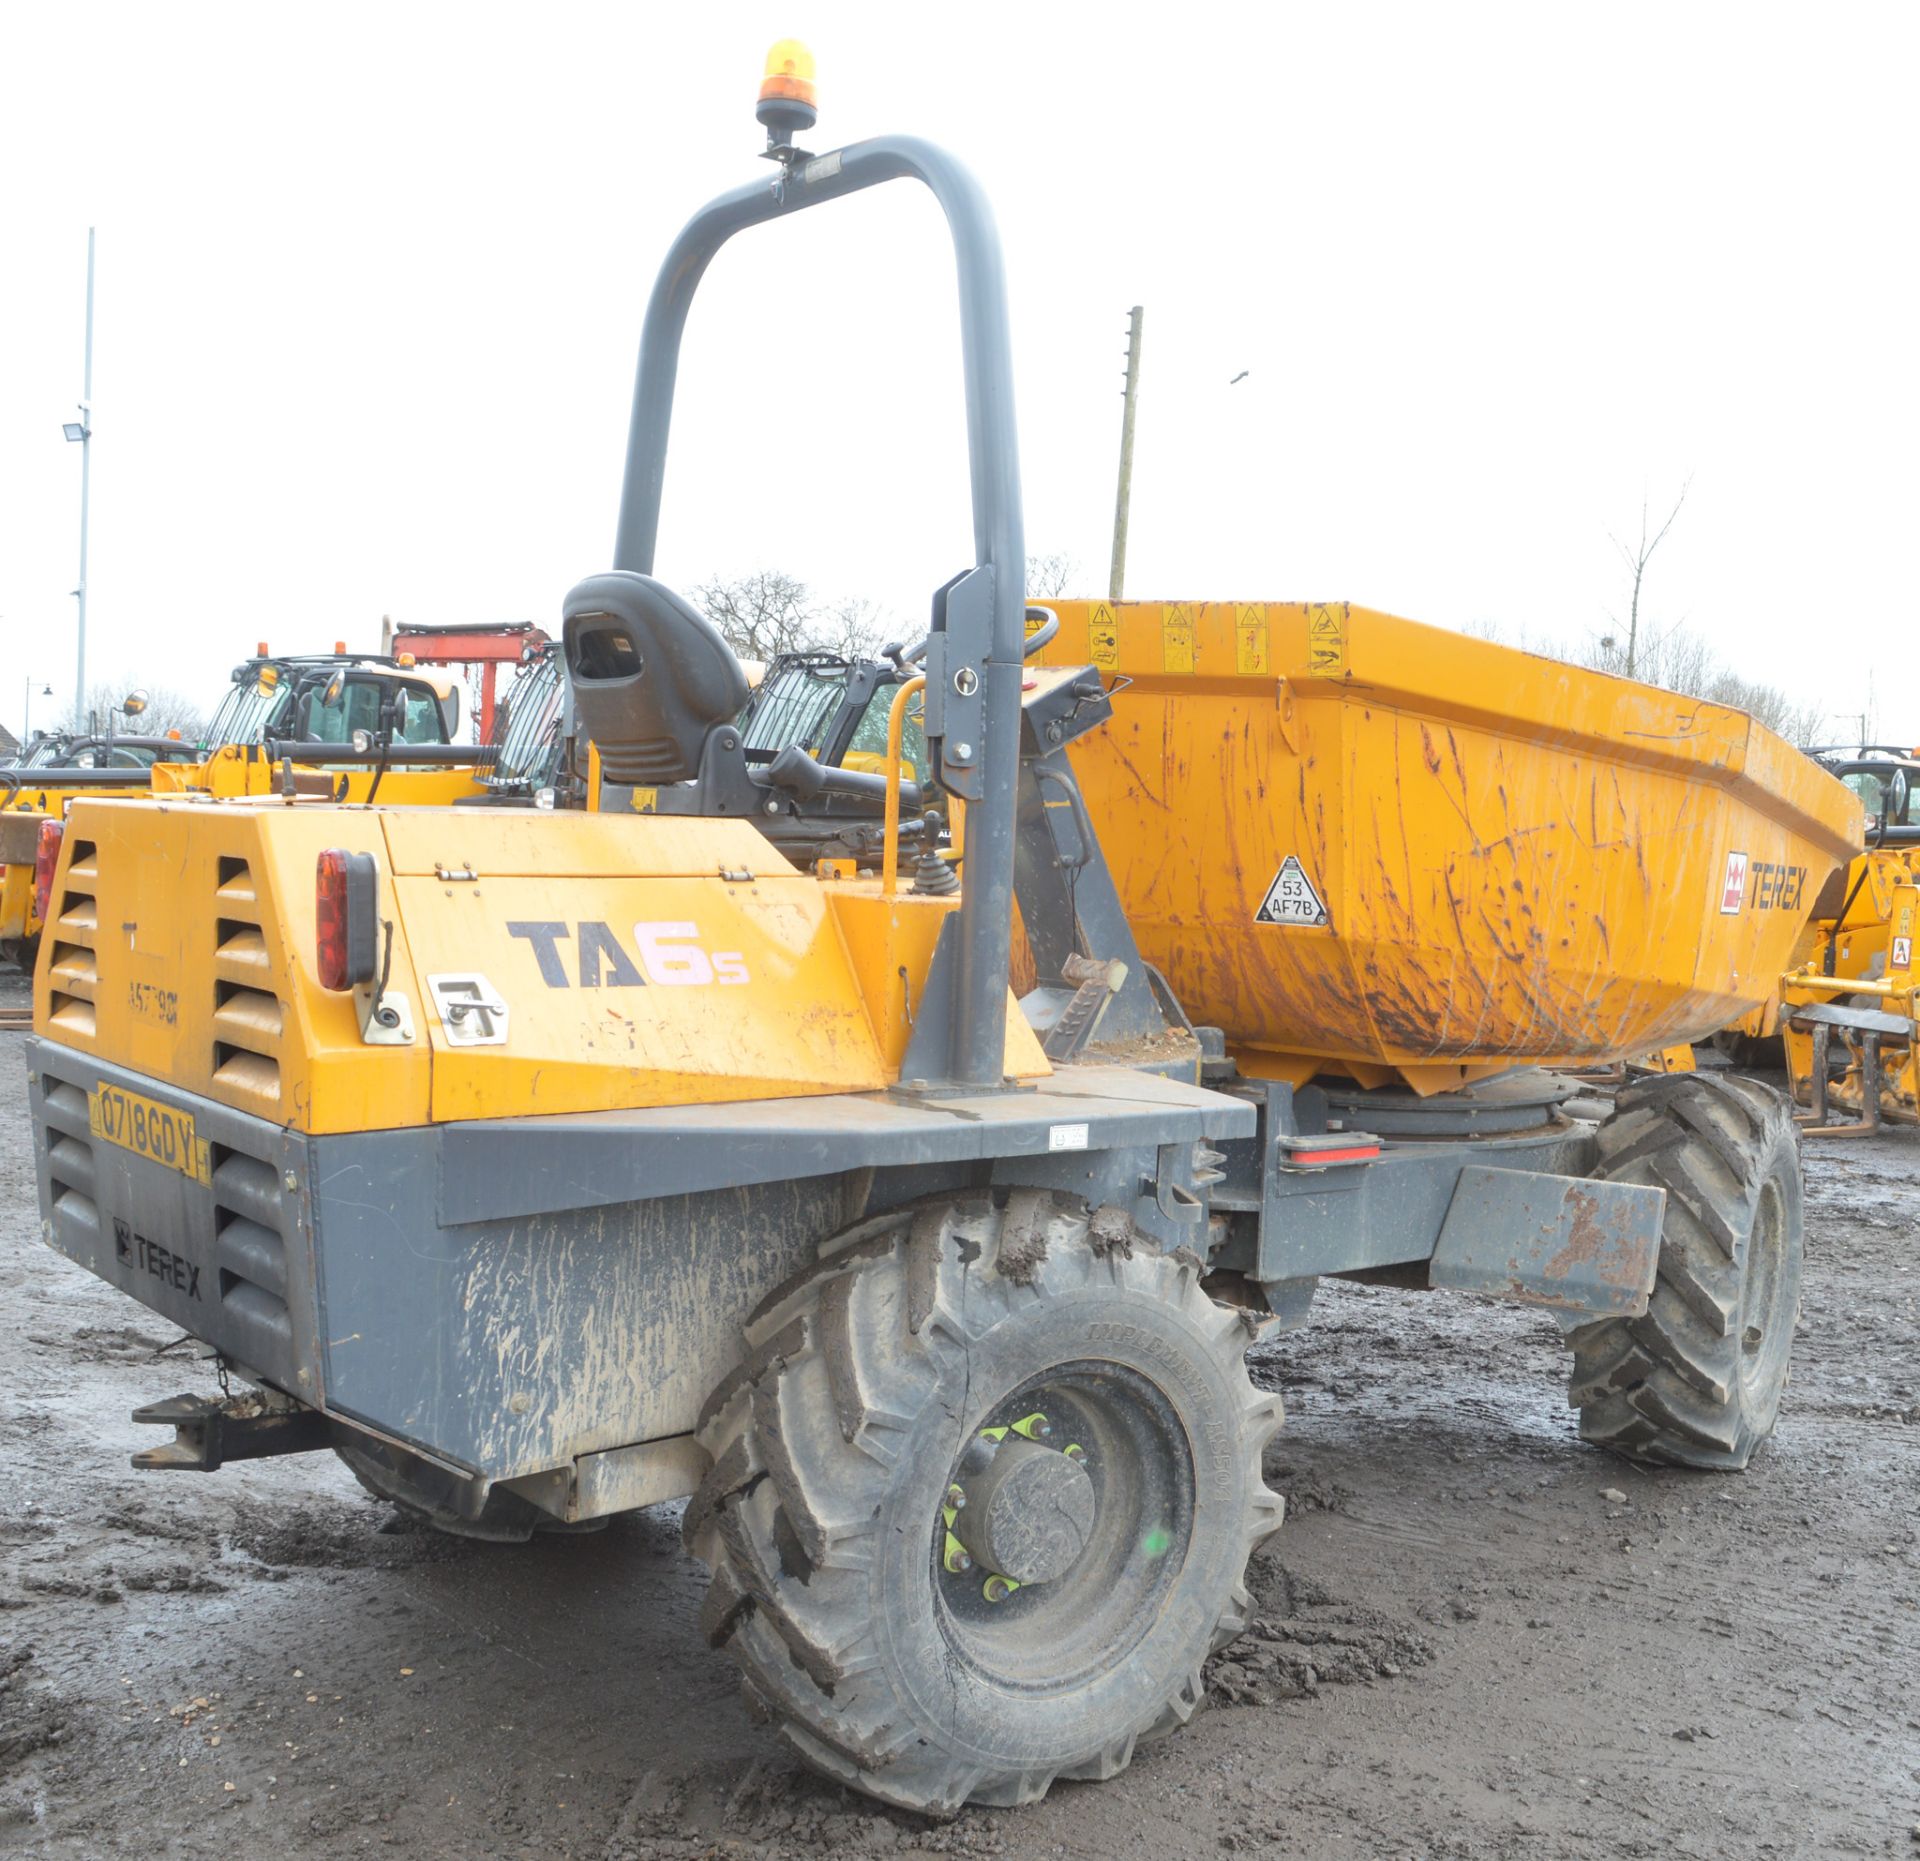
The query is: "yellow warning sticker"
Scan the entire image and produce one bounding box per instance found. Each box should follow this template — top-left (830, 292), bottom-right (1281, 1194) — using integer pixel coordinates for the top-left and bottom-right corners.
top-left (1306, 604), bottom-right (1348, 677)
top-left (1235, 603), bottom-right (1269, 676)
top-left (1088, 601), bottom-right (1120, 671)
top-left (1162, 604), bottom-right (1196, 675)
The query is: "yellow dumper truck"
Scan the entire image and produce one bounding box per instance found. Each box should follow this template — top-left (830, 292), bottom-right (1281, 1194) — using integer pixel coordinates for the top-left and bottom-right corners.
top-left (24, 59), bottom-right (1860, 1816)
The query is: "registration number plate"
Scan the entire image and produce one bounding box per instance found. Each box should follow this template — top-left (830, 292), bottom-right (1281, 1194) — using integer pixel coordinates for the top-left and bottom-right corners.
top-left (88, 1084), bottom-right (212, 1186)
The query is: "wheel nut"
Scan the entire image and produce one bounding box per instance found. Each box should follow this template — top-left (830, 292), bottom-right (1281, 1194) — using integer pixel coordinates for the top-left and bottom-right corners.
top-left (947, 1484), bottom-right (967, 1510)
top-left (1029, 1416), bottom-right (1052, 1439)
top-left (983, 1575), bottom-right (1014, 1603)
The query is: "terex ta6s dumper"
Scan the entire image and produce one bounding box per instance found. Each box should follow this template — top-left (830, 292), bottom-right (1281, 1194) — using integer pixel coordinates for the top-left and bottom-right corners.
top-left (24, 54), bottom-right (1861, 1815)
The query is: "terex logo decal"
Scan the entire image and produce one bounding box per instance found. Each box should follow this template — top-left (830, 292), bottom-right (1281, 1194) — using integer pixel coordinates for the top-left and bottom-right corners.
top-left (113, 1217), bottom-right (202, 1300)
top-left (507, 920), bottom-right (750, 989)
top-left (1718, 854), bottom-right (1806, 916)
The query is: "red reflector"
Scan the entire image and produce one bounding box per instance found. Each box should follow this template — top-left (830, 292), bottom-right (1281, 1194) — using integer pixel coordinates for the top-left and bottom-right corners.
top-left (316, 848), bottom-right (379, 991)
top-left (1277, 1137), bottom-right (1383, 1166)
top-left (32, 820), bottom-right (63, 926)
top-left (316, 849), bottom-right (352, 990)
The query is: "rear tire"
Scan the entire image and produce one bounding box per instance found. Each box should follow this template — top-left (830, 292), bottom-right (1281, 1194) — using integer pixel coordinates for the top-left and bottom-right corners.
top-left (1568, 1074), bottom-right (1803, 1469)
top-left (683, 1190), bottom-right (1283, 1815)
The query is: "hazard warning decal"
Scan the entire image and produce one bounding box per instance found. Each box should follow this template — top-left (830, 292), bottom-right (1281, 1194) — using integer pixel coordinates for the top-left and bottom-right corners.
top-left (1256, 855), bottom-right (1330, 927)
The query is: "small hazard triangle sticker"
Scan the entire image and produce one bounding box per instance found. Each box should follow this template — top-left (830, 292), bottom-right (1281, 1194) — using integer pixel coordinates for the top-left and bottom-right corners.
top-left (1255, 855), bottom-right (1330, 927)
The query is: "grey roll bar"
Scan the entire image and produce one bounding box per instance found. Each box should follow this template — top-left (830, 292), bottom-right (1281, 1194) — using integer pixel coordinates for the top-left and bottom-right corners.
top-left (613, 136), bottom-right (1025, 1090)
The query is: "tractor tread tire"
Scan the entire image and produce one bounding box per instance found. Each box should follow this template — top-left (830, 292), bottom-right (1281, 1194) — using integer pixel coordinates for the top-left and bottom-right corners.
top-left (684, 1191), bottom-right (1283, 1816)
top-left (1568, 1074), bottom-right (1803, 1470)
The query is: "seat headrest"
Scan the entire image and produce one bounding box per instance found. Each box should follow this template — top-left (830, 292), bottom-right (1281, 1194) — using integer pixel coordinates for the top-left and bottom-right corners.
top-left (562, 571), bottom-right (750, 787)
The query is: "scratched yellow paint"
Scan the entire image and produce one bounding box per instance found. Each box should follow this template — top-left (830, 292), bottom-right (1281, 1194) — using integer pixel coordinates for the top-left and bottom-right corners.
top-left (1033, 599), bottom-right (1863, 1090)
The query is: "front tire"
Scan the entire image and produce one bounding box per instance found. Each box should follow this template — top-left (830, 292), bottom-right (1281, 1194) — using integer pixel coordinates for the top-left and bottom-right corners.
top-left (1568, 1075), bottom-right (1803, 1469)
top-left (684, 1190), bottom-right (1283, 1815)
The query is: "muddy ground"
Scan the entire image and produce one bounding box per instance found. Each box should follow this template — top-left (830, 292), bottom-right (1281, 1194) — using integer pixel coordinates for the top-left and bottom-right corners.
top-left (1, 960), bottom-right (1916, 1859)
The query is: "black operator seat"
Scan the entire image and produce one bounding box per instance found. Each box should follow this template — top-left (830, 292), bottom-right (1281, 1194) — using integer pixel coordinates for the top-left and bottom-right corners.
top-left (563, 571), bottom-right (750, 786)
top-left (562, 568), bottom-right (920, 826)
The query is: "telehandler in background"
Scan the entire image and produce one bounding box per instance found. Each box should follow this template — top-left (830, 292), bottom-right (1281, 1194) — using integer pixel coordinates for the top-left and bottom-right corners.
top-left (2, 646), bottom-right (490, 969)
top-left (26, 50), bottom-right (1860, 1814)
top-left (1770, 748), bottom-right (1920, 1132)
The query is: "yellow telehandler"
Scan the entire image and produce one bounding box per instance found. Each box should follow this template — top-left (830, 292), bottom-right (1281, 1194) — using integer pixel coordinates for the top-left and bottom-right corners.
top-left (24, 50), bottom-right (1860, 1814)
top-left (2, 648), bottom-right (492, 968)
top-left (1771, 749), bottom-right (1920, 1132)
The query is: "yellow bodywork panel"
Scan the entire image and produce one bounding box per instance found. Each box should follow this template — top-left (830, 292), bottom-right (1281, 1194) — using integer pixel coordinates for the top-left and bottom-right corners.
top-left (1034, 600), bottom-right (1862, 1085)
top-left (150, 744), bottom-right (485, 804)
top-left (3, 754), bottom-right (485, 945)
top-left (38, 799), bottom-right (1048, 1133)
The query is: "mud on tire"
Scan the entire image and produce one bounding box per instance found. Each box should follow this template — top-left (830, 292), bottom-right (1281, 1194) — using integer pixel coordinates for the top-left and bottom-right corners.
top-left (683, 1189), bottom-right (1284, 1815)
top-left (1568, 1074), bottom-right (1803, 1470)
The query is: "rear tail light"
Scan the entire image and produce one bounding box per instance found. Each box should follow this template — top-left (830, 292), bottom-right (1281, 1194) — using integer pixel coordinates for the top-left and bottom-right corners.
top-left (32, 820), bottom-right (63, 925)
top-left (315, 849), bottom-right (380, 991)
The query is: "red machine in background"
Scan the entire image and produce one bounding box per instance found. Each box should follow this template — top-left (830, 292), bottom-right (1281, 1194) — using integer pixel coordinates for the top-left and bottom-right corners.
top-left (382, 620), bottom-right (550, 741)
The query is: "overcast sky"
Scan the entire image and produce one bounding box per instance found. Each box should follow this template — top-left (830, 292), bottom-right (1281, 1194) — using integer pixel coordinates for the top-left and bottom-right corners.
top-left (2, 3), bottom-right (1915, 744)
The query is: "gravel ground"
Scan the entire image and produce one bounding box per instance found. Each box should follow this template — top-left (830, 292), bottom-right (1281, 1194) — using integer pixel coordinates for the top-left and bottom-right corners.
top-left (2, 959), bottom-right (1916, 1858)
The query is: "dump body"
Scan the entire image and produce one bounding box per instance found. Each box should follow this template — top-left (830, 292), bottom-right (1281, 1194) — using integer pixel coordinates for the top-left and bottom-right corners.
top-left (1034, 600), bottom-right (1861, 1088)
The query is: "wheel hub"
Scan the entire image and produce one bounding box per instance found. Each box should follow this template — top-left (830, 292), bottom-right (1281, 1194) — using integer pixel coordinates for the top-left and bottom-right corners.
top-left (954, 1434), bottom-right (1096, 1585)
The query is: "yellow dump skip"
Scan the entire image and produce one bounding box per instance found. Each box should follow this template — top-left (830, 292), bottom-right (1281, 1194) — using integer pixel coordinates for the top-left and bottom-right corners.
top-left (1037, 600), bottom-right (1862, 1088)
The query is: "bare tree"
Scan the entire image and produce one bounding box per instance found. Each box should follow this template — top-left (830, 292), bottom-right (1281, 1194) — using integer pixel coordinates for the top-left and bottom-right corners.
top-left (1600, 479), bottom-right (1691, 678)
top-left (1025, 552), bottom-right (1079, 599)
top-left (1574, 621), bottom-right (1825, 746)
top-left (692, 570), bottom-right (818, 661)
top-left (694, 572), bottom-right (908, 663)
top-left (815, 596), bottom-right (898, 659)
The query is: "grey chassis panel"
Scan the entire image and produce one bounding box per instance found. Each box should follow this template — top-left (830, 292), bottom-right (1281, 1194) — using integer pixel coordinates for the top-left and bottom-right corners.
top-left (313, 1131), bottom-right (860, 1479)
top-left (30, 1040), bottom-right (322, 1406)
top-left (1256, 1122), bottom-right (1605, 1283)
top-left (28, 1042), bottom-right (1254, 1483)
top-left (434, 1063), bottom-right (1254, 1226)
top-left (1430, 1165), bottom-right (1663, 1318)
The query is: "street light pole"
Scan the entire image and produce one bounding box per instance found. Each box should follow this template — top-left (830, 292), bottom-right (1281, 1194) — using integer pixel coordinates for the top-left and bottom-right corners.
top-left (17, 676), bottom-right (52, 753)
top-left (66, 228), bottom-right (96, 727)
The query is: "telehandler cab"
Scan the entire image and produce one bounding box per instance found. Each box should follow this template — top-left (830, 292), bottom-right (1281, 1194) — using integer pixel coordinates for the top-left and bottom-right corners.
top-left (27, 48), bottom-right (1860, 1813)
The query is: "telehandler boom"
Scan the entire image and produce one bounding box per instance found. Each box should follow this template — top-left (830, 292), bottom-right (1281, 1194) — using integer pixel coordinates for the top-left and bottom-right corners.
top-left (26, 49), bottom-right (1859, 1815)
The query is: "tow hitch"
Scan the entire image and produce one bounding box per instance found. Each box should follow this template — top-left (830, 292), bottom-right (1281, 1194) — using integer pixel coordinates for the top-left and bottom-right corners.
top-left (130, 1389), bottom-right (332, 1472)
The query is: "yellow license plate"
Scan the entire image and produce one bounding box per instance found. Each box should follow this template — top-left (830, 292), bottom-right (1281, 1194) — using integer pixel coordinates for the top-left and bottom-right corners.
top-left (88, 1084), bottom-right (212, 1186)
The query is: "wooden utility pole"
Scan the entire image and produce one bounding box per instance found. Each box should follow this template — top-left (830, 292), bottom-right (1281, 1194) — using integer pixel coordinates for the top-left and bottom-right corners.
top-left (1108, 306), bottom-right (1144, 602)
